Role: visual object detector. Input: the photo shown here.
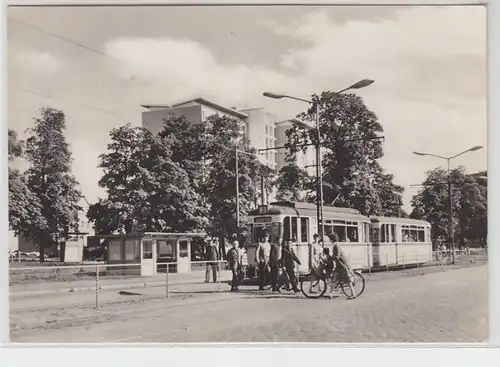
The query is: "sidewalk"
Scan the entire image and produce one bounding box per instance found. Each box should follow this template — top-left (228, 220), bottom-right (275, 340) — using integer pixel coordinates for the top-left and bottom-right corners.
top-left (10, 269), bottom-right (233, 297)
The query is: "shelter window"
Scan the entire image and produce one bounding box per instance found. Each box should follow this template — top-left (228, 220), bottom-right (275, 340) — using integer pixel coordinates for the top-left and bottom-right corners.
top-left (124, 239), bottom-right (140, 260)
top-left (109, 239), bottom-right (122, 261)
top-left (143, 240), bottom-right (153, 259)
top-left (179, 240), bottom-right (189, 258)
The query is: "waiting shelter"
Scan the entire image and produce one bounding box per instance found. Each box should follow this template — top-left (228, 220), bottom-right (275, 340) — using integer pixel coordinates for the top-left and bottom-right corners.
top-left (88, 232), bottom-right (205, 276)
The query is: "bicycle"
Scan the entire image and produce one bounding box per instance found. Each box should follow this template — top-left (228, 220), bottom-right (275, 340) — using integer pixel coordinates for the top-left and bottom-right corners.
top-left (299, 269), bottom-right (365, 299)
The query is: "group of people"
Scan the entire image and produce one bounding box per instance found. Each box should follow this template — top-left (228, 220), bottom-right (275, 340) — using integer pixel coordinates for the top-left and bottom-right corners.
top-left (203, 231), bottom-right (356, 299)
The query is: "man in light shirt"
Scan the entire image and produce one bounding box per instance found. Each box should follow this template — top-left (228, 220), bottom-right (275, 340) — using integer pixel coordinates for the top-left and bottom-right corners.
top-left (309, 233), bottom-right (323, 293)
top-left (255, 232), bottom-right (271, 290)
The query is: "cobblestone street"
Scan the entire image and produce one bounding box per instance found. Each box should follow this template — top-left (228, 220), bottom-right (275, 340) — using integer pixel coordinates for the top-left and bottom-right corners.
top-left (11, 265), bottom-right (487, 343)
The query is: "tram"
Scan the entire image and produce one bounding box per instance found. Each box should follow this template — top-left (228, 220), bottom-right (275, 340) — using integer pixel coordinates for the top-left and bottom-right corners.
top-left (243, 201), bottom-right (432, 279)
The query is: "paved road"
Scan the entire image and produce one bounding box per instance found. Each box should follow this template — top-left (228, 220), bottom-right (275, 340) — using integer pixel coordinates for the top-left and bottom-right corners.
top-left (11, 264), bottom-right (487, 343)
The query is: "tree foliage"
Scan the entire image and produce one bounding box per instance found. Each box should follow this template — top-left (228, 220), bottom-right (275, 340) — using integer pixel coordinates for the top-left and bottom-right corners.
top-left (274, 163), bottom-right (312, 202)
top-left (88, 123), bottom-right (208, 234)
top-left (283, 92), bottom-right (404, 216)
top-left (410, 167), bottom-right (487, 247)
top-left (20, 108), bottom-right (81, 261)
top-left (8, 129), bottom-right (45, 237)
top-left (89, 114), bottom-right (261, 255)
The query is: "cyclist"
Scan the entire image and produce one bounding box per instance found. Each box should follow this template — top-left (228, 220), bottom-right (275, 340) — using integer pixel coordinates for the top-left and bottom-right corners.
top-left (327, 233), bottom-right (357, 300)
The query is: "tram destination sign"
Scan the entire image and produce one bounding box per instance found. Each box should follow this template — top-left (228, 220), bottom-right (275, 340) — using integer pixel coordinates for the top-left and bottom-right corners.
top-left (254, 216), bottom-right (272, 223)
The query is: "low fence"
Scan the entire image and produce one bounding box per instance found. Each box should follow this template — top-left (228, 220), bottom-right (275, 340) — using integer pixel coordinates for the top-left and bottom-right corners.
top-left (9, 248), bottom-right (487, 313)
top-left (9, 260), bottom-right (230, 311)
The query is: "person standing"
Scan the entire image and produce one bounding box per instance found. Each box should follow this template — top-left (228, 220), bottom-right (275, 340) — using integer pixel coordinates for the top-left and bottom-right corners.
top-left (226, 239), bottom-right (242, 291)
top-left (255, 232), bottom-right (271, 290)
top-left (269, 240), bottom-right (281, 292)
top-left (281, 239), bottom-right (301, 293)
top-left (204, 238), bottom-right (220, 283)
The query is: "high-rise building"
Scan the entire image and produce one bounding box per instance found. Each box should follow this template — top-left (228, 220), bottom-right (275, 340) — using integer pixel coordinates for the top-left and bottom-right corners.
top-left (275, 119), bottom-right (316, 176)
top-left (141, 98), bottom-right (277, 170)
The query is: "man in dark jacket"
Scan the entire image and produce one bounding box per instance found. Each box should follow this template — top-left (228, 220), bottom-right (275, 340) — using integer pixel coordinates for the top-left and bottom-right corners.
top-left (269, 241), bottom-right (281, 292)
top-left (204, 238), bottom-right (220, 283)
top-left (281, 239), bottom-right (301, 293)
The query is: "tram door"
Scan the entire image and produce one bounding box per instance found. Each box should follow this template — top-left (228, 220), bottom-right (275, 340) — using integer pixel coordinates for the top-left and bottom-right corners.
top-left (176, 239), bottom-right (191, 273)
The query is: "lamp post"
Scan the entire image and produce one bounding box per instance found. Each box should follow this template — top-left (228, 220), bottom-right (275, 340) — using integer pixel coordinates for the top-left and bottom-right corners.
top-left (263, 79), bottom-right (374, 238)
top-left (413, 145), bottom-right (483, 263)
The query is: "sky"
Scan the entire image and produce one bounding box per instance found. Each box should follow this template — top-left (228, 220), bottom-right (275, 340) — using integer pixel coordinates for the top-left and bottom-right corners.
top-left (7, 5), bottom-right (487, 212)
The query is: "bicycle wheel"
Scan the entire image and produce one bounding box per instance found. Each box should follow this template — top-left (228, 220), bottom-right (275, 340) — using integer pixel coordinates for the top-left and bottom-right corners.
top-left (341, 271), bottom-right (365, 298)
top-left (300, 276), bottom-right (327, 299)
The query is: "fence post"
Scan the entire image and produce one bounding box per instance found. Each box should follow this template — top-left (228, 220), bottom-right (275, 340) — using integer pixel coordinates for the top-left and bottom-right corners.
top-left (166, 263), bottom-right (169, 299)
top-left (95, 265), bottom-right (100, 309)
top-left (218, 261), bottom-right (221, 293)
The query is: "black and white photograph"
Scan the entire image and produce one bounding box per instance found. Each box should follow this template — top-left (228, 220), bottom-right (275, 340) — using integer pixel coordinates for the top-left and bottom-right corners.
top-left (6, 3), bottom-right (488, 344)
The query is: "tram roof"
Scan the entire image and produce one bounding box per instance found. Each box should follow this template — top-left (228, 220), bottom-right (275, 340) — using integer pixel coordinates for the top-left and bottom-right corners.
top-left (248, 201), bottom-right (368, 220)
top-left (370, 216), bottom-right (431, 226)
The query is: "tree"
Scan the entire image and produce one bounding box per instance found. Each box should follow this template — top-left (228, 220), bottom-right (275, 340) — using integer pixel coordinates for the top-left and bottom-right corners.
top-left (8, 129), bottom-right (45, 238)
top-left (22, 108), bottom-right (82, 262)
top-left (88, 123), bottom-right (208, 234)
top-left (256, 164), bottom-right (276, 206)
top-left (284, 92), bottom-right (403, 216)
top-left (201, 115), bottom-right (260, 254)
top-left (274, 163), bottom-right (312, 202)
top-left (410, 167), bottom-right (487, 247)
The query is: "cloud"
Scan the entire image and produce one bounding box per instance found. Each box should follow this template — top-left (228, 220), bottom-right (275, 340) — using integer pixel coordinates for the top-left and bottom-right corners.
top-left (100, 6), bottom-right (486, 211)
top-left (10, 49), bottom-right (64, 78)
top-left (265, 7), bottom-right (486, 104)
top-left (105, 37), bottom-right (296, 111)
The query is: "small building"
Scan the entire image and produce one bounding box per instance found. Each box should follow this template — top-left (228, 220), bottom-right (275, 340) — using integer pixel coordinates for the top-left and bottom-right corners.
top-left (88, 232), bottom-right (205, 276)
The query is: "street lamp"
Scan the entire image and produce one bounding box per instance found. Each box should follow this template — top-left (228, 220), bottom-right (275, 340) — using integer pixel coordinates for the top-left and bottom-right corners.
top-left (263, 79), bottom-right (374, 238)
top-left (413, 145), bottom-right (484, 263)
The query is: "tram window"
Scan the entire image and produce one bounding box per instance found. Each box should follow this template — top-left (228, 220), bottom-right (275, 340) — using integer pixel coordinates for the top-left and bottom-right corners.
top-left (347, 226), bottom-right (358, 242)
top-left (283, 217), bottom-right (291, 241)
top-left (418, 229), bottom-right (425, 242)
top-left (300, 218), bottom-right (309, 243)
top-left (271, 222), bottom-right (281, 243)
top-left (324, 225), bottom-right (333, 236)
top-left (410, 230), bottom-right (418, 242)
top-left (333, 225), bottom-right (347, 242)
top-left (390, 224), bottom-right (396, 242)
top-left (380, 224), bottom-right (387, 243)
top-left (364, 223), bottom-right (371, 243)
top-left (402, 228), bottom-right (410, 242)
top-left (291, 217), bottom-right (298, 242)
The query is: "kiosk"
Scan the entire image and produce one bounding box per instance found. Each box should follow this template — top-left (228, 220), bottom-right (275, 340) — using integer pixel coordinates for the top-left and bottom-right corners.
top-left (88, 232), bottom-right (204, 277)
